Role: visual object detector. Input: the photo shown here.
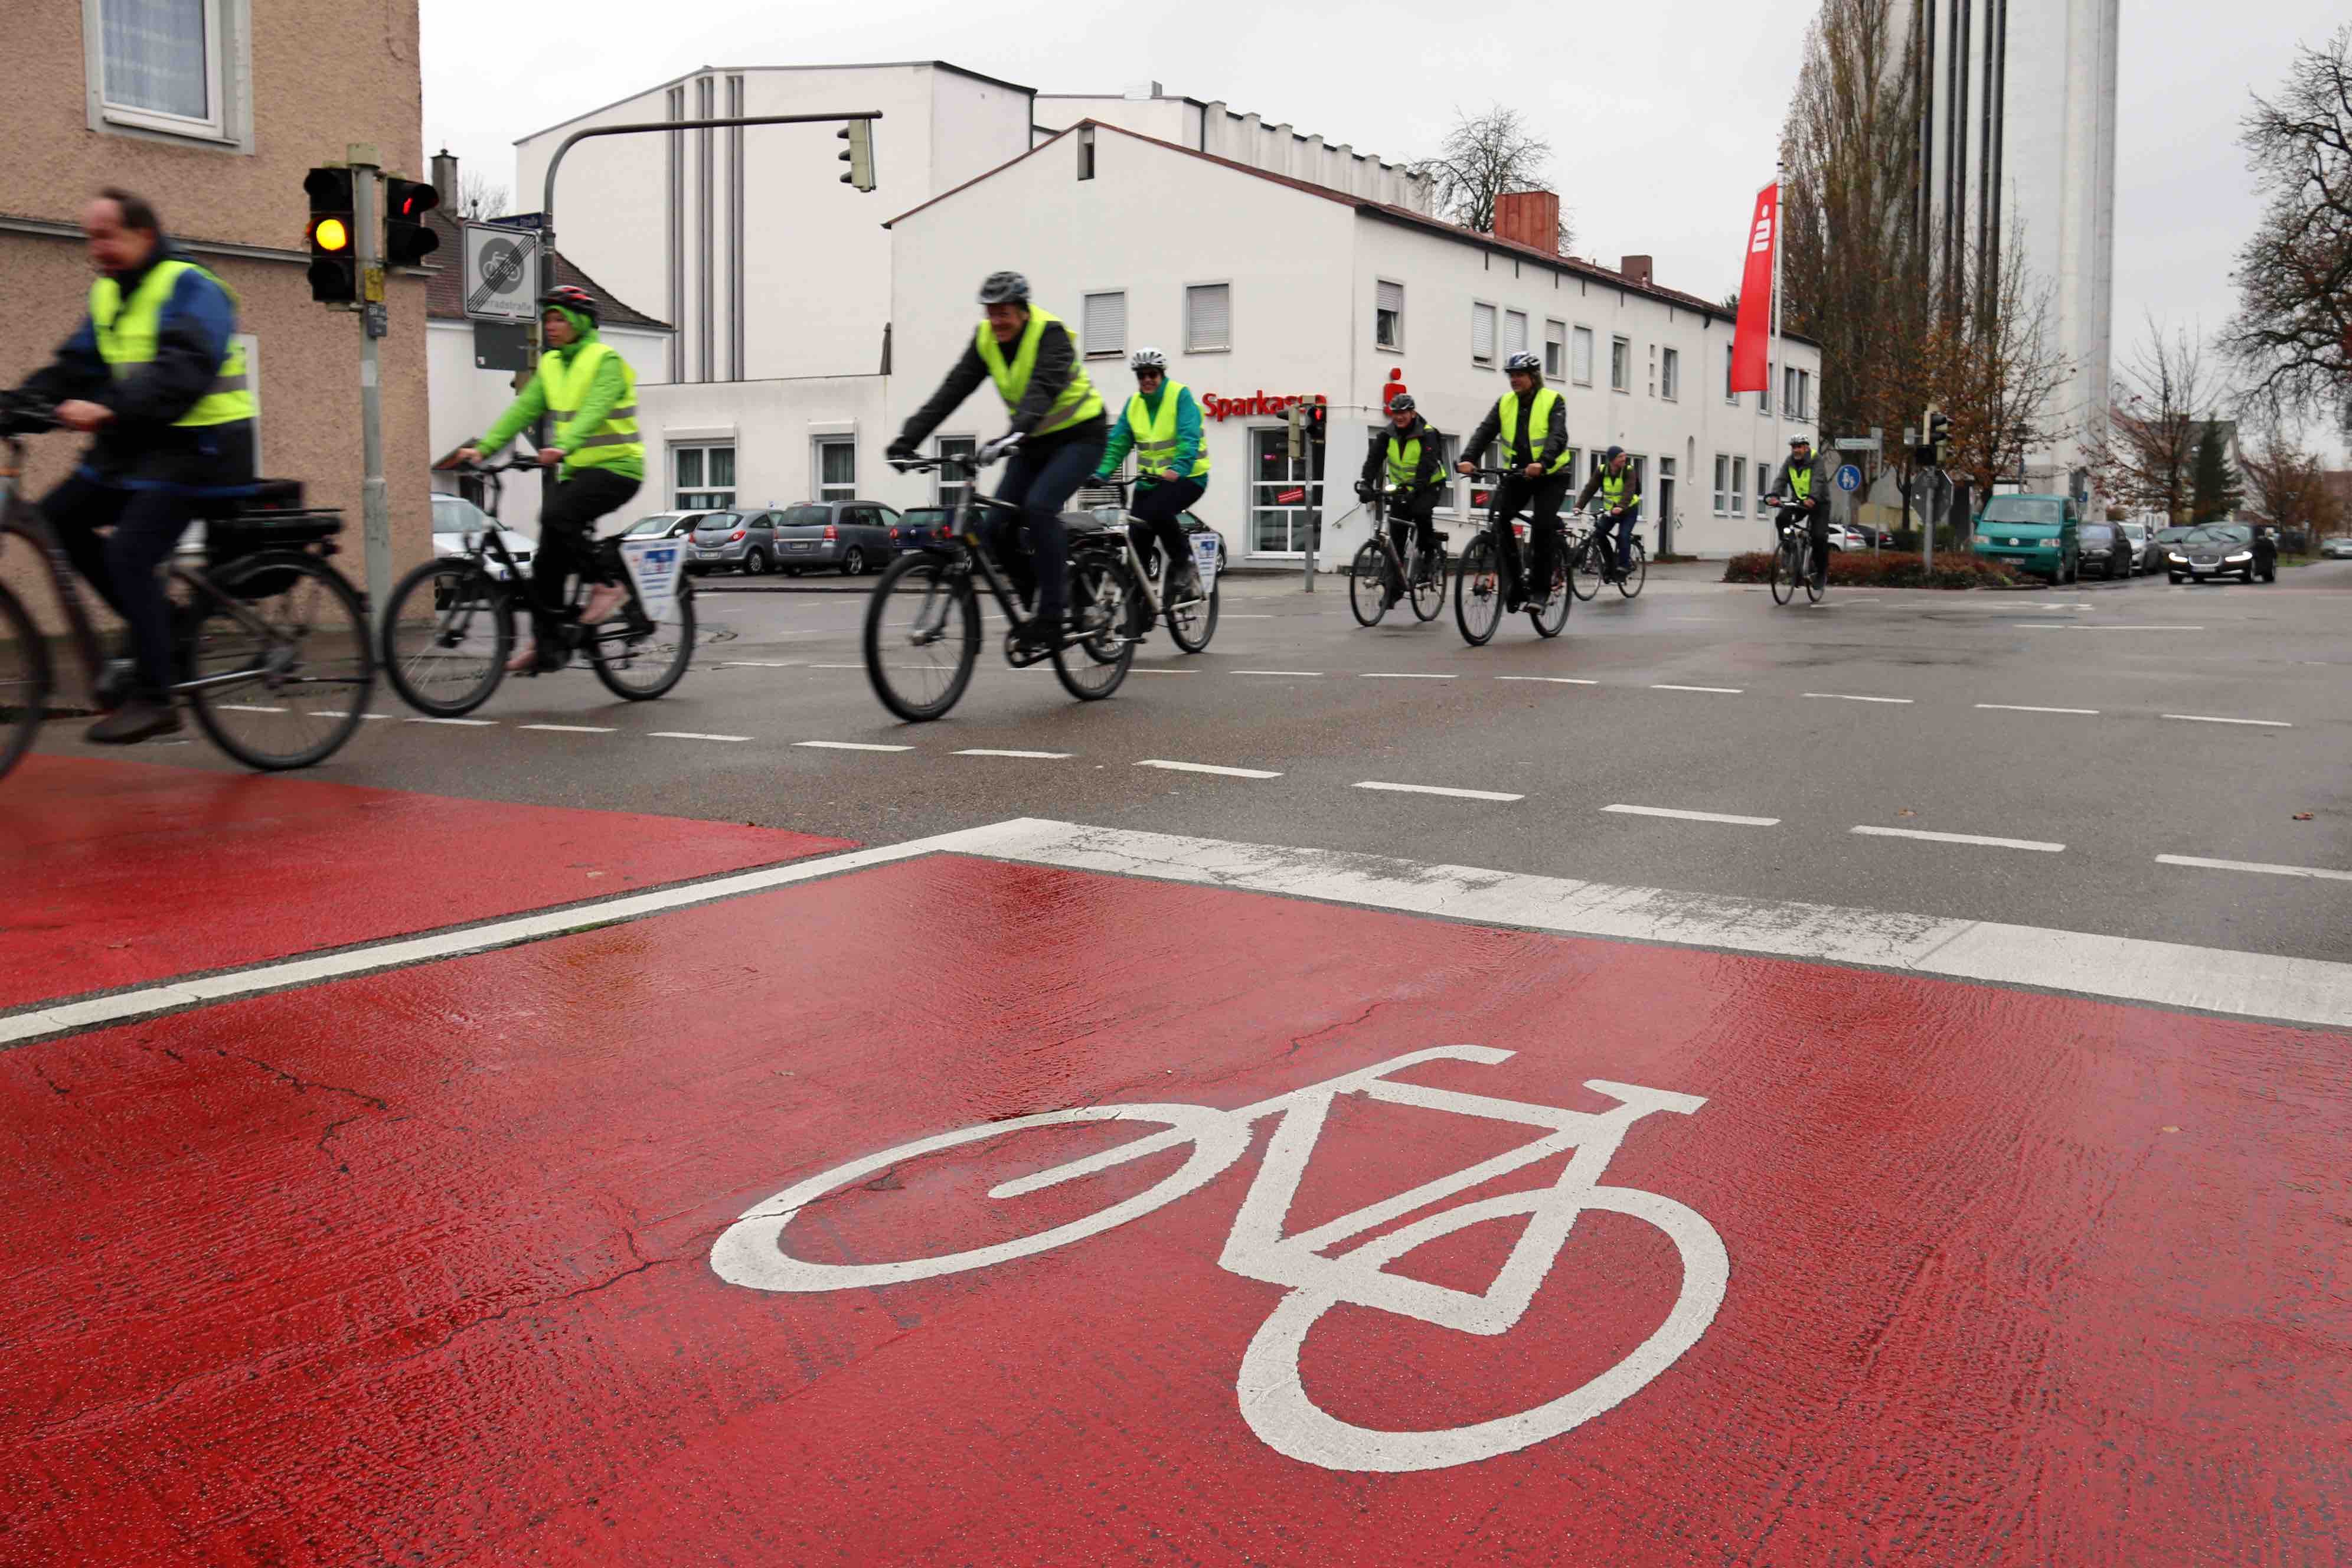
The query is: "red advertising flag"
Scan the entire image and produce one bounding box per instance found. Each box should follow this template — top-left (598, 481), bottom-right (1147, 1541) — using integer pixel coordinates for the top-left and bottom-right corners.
top-left (1730, 180), bottom-right (1778, 393)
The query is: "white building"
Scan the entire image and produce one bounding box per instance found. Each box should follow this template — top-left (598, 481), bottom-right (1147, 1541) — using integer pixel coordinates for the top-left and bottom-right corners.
top-left (630, 121), bottom-right (1821, 564)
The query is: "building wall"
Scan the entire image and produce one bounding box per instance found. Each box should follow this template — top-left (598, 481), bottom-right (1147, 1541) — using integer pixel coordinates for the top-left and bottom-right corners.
top-left (1038, 93), bottom-right (1432, 211)
top-left (427, 321), bottom-right (675, 524)
top-left (0, 0), bottom-right (433, 621)
top-left (638, 377), bottom-right (897, 518)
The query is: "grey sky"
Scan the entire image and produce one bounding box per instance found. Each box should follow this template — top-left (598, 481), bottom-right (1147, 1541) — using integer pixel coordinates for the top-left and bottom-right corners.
top-left (424, 0), bottom-right (2344, 440)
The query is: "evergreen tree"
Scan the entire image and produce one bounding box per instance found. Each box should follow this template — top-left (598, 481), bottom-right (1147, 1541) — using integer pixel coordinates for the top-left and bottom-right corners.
top-left (2191, 424), bottom-right (2245, 521)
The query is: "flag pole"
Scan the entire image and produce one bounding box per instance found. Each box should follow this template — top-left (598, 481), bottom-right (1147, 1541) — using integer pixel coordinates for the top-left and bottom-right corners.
top-left (1771, 159), bottom-right (1785, 474)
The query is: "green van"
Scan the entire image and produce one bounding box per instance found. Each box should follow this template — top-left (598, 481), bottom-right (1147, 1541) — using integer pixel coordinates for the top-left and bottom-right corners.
top-left (1971, 494), bottom-right (2082, 583)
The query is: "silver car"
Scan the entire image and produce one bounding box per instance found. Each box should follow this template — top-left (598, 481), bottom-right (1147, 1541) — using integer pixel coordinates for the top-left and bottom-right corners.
top-left (2117, 520), bottom-right (2155, 573)
top-left (431, 492), bottom-right (535, 581)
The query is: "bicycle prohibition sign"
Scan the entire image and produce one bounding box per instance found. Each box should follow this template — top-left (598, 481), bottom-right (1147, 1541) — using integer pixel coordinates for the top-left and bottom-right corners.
top-left (712, 1046), bottom-right (1730, 1474)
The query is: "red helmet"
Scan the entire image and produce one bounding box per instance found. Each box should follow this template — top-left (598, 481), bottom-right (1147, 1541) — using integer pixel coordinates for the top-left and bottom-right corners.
top-left (540, 285), bottom-right (600, 324)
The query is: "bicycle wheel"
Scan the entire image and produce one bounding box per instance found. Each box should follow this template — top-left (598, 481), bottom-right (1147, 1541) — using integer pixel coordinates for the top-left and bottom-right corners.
top-left (589, 578), bottom-right (695, 700)
top-left (0, 582), bottom-right (52, 783)
top-left (1570, 535), bottom-right (1604, 601)
top-left (1454, 533), bottom-right (1502, 646)
top-left (380, 557), bottom-right (511, 716)
top-left (1165, 570), bottom-right (1219, 654)
top-left (1618, 541), bottom-right (1647, 599)
top-left (1529, 553), bottom-right (1570, 638)
top-left (183, 552), bottom-right (374, 771)
top-left (864, 551), bottom-right (978, 721)
top-left (1348, 540), bottom-right (1391, 627)
top-left (1409, 544), bottom-right (1447, 622)
top-left (1769, 539), bottom-right (1797, 605)
top-left (1052, 552), bottom-right (1138, 701)
top-left (1803, 547), bottom-right (1825, 605)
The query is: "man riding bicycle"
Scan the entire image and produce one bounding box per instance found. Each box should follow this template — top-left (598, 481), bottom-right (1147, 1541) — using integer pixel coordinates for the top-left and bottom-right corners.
top-left (1457, 351), bottom-right (1572, 612)
top-left (889, 271), bottom-right (1107, 654)
top-left (12, 188), bottom-right (256, 744)
top-left (454, 286), bottom-right (642, 673)
top-left (1357, 394), bottom-right (1447, 608)
top-left (1092, 347), bottom-right (1207, 606)
top-left (1763, 435), bottom-right (1828, 590)
top-left (1574, 445), bottom-right (1643, 583)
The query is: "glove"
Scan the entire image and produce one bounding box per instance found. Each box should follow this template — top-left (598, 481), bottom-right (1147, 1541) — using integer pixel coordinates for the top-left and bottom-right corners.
top-left (977, 433), bottom-right (1023, 463)
top-left (885, 443), bottom-right (919, 468)
top-left (1354, 480), bottom-right (1374, 502)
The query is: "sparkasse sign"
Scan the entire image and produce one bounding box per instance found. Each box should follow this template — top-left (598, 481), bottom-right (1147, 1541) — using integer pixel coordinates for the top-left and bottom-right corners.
top-left (1201, 391), bottom-right (1324, 422)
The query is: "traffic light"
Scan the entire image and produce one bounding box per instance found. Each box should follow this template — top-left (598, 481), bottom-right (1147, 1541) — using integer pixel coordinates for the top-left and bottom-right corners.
top-left (1305, 401), bottom-right (1327, 443)
top-left (837, 120), bottom-right (876, 192)
top-left (1928, 410), bottom-right (1952, 465)
top-left (384, 177), bottom-right (441, 267)
top-left (303, 166), bottom-right (356, 304)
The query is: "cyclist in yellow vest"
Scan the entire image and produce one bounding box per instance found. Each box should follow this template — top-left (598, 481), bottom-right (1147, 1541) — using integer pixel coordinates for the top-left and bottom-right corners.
top-left (1576, 445), bottom-right (1645, 584)
top-left (456, 285), bottom-right (643, 673)
top-left (1763, 435), bottom-right (1828, 591)
top-left (14, 188), bottom-right (257, 744)
top-left (890, 271), bottom-right (1107, 652)
top-left (1091, 348), bottom-right (1209, 606)
top-left (1457, 351), bottom-right (1573, 612)
top-left (1355, 394), bottom-right (1448, 608)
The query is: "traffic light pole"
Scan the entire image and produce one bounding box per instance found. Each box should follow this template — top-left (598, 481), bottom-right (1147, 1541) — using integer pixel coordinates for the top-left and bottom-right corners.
top-left (349, 146), bottom-right (393, 627)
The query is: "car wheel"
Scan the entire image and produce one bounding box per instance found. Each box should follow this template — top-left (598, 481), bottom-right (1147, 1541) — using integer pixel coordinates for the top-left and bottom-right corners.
top-left (2168, 572), bottom-right (2183, 584)
top-left (744, 547), bottom-right (769, 576)
top-left (842, 547), bottom-right (867, 576)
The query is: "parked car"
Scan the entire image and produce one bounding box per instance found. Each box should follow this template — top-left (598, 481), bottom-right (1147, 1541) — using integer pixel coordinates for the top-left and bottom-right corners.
top-left (771, 499), bottom-right (900, 575)
top-left (2116, 520), bottom-right (2154, 573)
top-left (2321, 535), bottom-right (2352, 559)
top-left (1969, 494), bottom-right (2081, 582)
top-left (1822, 522), bottom-right (1875, 551)
top-left (1087, 505), bottom-right (1231, 574)
top-left (2149, 525), bottom-right (2196, 567)
top-left (891, 507), bottom-right (953, 552)
top-left (2164, 523), bottom-right (2263, 584)
top-left (431, 492), bottom-right (535, 581)
top-left (620, 511), bottom-right (705, 547)
top-left (2076, 521), bottom-right (2135, 580)
top-left (686, 509), bottom-right (775, 575)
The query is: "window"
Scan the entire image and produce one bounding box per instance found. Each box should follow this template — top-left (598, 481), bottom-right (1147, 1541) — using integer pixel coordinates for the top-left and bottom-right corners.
top-left (1544, 319), bottom-right (1566, 380)
top-left (1082, 291), bottom-right (1126, 358)
top-left (673, 443), bottom-right (735, 510)
top-left (1784, 366), bottom-right (1811, 422)
top-left (1471, 302), bottom-right (1497, 366)
top-left (936, 436), bottom-right (976, 510)
top-left (1077, 125), bottom-right (1096, 180)
top-left (1726, 343), bottom-right (1739, 404)
top-left (1572, 326), bottom-right (1595, 386)
top-left (1250, 427), bottom-right (1320, 554)
top-left (1661, 346), bottom-right (1680, 401)
top-left (1503, 311), bottom-right (1529, 362)
top-left (1376, 280), bottom-right (1404, 350)
top-left (1186, 283), bottom-right (1231, 354)
top-left (1732, 457), bottom-right (1747, 518)
top-left (1610, 336), bottom-right (1631, 393)
top-left (815, 437), bottom-right (855, 503)
top-left (91, 0), bottom-right (233, 141)
top-left (1760, 360), bottom-right (1774, 417)
top-left (1713, 455), bottom-right (1730, 515)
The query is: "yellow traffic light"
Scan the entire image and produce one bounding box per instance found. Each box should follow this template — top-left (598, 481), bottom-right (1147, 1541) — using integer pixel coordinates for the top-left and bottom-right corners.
top-left (312, 216), bottom-right (349, 252)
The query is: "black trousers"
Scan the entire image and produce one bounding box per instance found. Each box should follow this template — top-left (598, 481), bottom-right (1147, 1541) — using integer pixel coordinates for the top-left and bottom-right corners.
top-left (1776, 504), bottom-right (1828, 582)
top-left (42, 476), bottom-right (197, 697)
top-left (532, 468), bottom-right (640, 633)
top-left (1385, 496), bottom-right (1440, 558)
top-left (1126, 475), bottom-right (1206, 582)
top-left (994, 422), bottom-right (1108, 622)
top-left (1491, 471), bottom-right (1572, 593)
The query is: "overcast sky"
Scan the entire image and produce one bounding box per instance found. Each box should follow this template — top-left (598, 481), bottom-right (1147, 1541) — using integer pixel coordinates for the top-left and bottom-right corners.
top-left (423, 0), bottom-right (2343, 442)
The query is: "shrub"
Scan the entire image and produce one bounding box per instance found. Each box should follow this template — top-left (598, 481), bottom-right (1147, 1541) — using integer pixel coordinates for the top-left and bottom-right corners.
top-left (1721, 550), bottom-right (2026, 589)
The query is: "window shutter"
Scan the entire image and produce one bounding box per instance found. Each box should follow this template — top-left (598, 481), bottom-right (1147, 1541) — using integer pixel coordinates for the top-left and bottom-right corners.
top-left (1504, 311), bottom-right (1528, 360)
top-left (1082, 292), bottom-right (1126, 357)
top-left (1472, 303), bottom-right (1496, 362)
top-left (1377, 279), bottom-right (1404, 317)
top-left (1185, 284), bottom-right (1231, 352)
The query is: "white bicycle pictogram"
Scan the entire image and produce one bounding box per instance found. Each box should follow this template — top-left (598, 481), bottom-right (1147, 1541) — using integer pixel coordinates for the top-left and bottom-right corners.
top-left (710, 1046), bottom-right (1729, 1473)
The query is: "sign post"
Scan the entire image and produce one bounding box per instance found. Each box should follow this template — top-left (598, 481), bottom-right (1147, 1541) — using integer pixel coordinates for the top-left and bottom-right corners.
top-left (348, 145), bottom-right (391, 629)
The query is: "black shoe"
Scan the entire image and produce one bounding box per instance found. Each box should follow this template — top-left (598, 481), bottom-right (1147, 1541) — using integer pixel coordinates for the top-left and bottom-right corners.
top-left (92, 657), bottom-right (138, 712)
top-left (1013, 612), bottom-right (1065, 656)
top-left (84, 698), bottom-right (181, 744)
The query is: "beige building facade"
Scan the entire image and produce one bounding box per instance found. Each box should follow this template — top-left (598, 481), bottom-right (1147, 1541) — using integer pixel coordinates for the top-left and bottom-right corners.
top-left (1, 0), bottom-right (434, 622)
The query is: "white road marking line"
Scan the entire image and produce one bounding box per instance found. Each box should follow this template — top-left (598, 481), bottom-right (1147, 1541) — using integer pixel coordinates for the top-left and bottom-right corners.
top-left (1651, 684), bottom-right (1743, 695)
top-left (406, 716), bottom-right (496, 726)
top-left (1802, 692), bottom-right (1915, 704)
top-left (1354, 781), bottom-right (1524, 802)
top-left (1136, 759), bottom-right (1282, 779)
top-left (793, 740), bottom-right (909, 752)
top-left (520, 724), bottom-right (617, 734)
top-left (2156, 854), bottom-right (2352, 883)
top-left (1361, 672), bottom-right (1457, 680)
top-left (1603, 804), bottom-right (1779, 827)
top-left (651, 731), bottom-right (753, 743)
top-left (1232, 669), bottom-right (1325, 677)
top-left (214, 704), bottom-right (286, 713)
top-left (2162, 714), bottom-right (2292, 728)
top-left (955, 749), bottom-right (1073, 759)
top-left (312, 711), bottom-right (392, 720)
top-left (1497, 675), bottom-right (1598, 684)
top-left (1125, 668), bottom-right (1198, 675)
top-left (1851, 825), bottom-right (2064, 852)
top-left (714, 660), bottom-right (803, 668)
top-left (1977, 703), bottom-right (2099, 715)
top-left (958, 821), bottom-right (2352, 1030)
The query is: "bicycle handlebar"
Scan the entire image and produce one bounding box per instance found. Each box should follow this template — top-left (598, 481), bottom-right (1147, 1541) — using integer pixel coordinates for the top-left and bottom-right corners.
top-left (0, 391), bottom-right (60, 436)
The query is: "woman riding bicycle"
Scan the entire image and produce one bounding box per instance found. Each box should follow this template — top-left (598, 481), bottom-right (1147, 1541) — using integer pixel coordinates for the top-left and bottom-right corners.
top-left (888, 271), bottom-right (1107, 655)
top-left (1357, 394), bottom-right (1448, 609)
top-left (1456, 352), bottom-right (1573, 612)
top-left (1091, 347), bottom-right (1208, 605)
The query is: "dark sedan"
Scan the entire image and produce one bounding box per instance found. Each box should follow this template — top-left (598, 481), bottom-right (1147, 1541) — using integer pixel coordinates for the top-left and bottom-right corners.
top-left (2077, 521), bottom-right (2135, 580)
top-left (2164, 524), bottom-right (2263, 584)
top-left (890, 507), bottom-right (954, 551)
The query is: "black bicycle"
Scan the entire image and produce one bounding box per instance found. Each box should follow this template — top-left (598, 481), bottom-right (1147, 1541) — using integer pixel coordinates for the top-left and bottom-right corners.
top-left (0, 393), bottom-right (375, 778)
top-left (378, 458), bottom-right (696, 716)
top-left (1567, 508), bottom-right (1648, 600)
top-left (1347, 488), bottom-right (1448, 627)
top-left (864, 447), bottom-right (1141, 721)
top-left (1763, 498), bottom-right (1825, 606)
top-left (1453, 469), bottom-right (1569, 646)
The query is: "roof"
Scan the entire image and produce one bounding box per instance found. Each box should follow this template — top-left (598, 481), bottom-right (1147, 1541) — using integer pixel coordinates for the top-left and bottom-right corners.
top-left (422, 208), bottom-right (671, 331)
top-left (887, 122), bottom-right (1810, 344)
top-left (515, 61), bottom-right (1035, 145)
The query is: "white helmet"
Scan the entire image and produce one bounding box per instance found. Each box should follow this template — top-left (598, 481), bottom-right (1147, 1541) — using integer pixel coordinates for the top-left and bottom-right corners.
top-left (1129, 347), bottom-right (1168, 372)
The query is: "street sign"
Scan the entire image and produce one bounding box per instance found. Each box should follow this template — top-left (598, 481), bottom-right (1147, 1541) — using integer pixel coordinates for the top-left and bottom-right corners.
top-left (1835, 464), bottom-right (1862, 493)
top-left (1834, 437), bottom-right (1879, 452)
top-left (462, 222), bottom-right (540, 322)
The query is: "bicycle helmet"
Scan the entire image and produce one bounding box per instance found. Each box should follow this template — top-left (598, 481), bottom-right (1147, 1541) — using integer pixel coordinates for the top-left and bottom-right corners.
top-left (540, 284), bottom-right (600, 324)
top-left (1388, 393), bottom-right (1417, 413)
top-left (977, 270), bottom-right (1031, 305)
top-left (1604, 444), bottom-right (1625, 460)
top-left (1129, 347), bottom-right (1168, 372)
top-left (1504, 351), bottom-right (1542, 374)
top-left (1789, 434), bottom-right (1812, 447)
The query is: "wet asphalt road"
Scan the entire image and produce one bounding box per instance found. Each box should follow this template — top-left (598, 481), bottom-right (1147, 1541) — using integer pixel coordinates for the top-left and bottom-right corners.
top-left (37, 558), bottom-right (2352, 963)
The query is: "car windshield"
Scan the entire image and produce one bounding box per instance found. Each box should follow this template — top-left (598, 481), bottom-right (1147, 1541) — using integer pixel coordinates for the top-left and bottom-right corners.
top-left (2183, 525), bottom-right (2252, 545)
top-left (625, 516), bottom-right (682, 537)
top-left (433, 495), bottom-right (488, 532)
top-left (1979, 498), bottom-right (2063, 526)
top-left (780, 506), bottom-right (830, 528)
top-left (903, 509), bottom-right (948, 525)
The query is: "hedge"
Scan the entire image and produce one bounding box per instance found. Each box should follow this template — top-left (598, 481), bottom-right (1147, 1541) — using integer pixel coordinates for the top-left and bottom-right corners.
top-left (1721, 550), bottom-right (2028, 589)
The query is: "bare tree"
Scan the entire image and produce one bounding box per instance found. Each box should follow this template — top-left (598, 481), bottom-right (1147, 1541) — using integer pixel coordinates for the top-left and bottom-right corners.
top-left (1913, 229), bottom-right (2074, 497)
top-left (1412, 106), bottom-right (1577, 253)
top-left (2090, 316), bottom-right (2226, 522)
top-left (2222, 24), bottom-right (2352, 432)
top-left (457, 169), bottom-right (510, 221)
top-left (2240, 428), bottom-right (2344, 538)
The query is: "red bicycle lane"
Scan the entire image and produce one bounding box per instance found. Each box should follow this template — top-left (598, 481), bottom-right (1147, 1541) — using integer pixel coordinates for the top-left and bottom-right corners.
top-left (0, 845), bottom-right (2343, 1566)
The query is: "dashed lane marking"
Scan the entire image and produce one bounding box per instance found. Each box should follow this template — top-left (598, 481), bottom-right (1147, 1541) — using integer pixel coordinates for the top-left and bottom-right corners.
top-left (1978, 704), bottom-right (2099, 716)
top-left (1804, 692), bottom-right (1915, 704)
top-left (2155, 854), bottom-right (2352, 883)
top-left (1360, 672), bottom-right (1458, 680)
top-left (214, 704), bottom-right (286, 713)
top-left (1603, 804), bottom-right (1780, 827)
top-left (1352, 781), bottom-right (1524, 802)
top-left (406, 717), bottom-right (497, 727)
top-left (1232, 670), bottom-right (1325, 677)
top-left (955, 749), bottom-right (1073, 760)
top-left (2162, 714), bottom-right (2292, 728)
top-left (1496, 675), bottom-right (1598, 685)
top-left (652, 731), bottom-right (753, 743)
top-left (520, 724), bottom-right (617, 734)
top-left (1136, 760), bottom-right (1283, 779)
top-left (793, 740), bottom-right (912, 752)
top-left (1853, 825), bottom-right (2064, 852)
top-left (1651, 684), bottom-right (1743, 695)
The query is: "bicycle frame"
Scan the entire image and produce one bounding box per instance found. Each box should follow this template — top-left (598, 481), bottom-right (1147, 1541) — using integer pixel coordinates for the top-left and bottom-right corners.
top-left (450, 459), bottom-right (666, 646)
